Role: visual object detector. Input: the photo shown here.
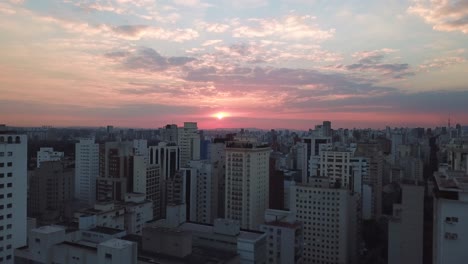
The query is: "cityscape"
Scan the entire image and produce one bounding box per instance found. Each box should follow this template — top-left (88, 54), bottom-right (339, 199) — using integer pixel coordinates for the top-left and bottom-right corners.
top-left (1, 0), bottom-right (468, 264)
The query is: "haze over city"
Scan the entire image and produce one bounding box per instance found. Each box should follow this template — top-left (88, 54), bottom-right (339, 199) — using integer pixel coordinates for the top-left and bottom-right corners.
top-left (0, 0), bottom-right (467, 129)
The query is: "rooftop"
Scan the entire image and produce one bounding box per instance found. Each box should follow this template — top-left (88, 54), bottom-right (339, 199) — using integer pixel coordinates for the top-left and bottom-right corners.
top-left (89, 226), bottom-right (124, 235)
top-left (99, 238), bottom-right (134, 249)
top-left (32, 225), bottom-right (64, 234)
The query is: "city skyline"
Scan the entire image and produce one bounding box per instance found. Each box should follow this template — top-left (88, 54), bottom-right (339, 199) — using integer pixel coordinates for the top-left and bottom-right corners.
top-left (1, 0), bottom-right (468, 129)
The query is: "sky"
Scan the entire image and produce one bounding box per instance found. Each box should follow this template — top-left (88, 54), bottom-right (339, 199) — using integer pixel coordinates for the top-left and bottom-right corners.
top-left (0, 0), bottom-right (467, 130)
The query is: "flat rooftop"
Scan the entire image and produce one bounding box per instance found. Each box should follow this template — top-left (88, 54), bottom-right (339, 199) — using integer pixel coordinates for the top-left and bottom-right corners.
top-left (32, 225), bottom-right (64, 234)
top-left (89, 226), bottom-right (124, 235)
top-left (100, 238), bottom-right (134, 249)
top-left (179, 222), bottom-right (265, 241)
top-left (435, 171), bottom-right (468, 192)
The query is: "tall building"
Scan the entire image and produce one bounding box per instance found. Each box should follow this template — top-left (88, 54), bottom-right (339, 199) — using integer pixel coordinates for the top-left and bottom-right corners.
top-left (208, 138), bottom-right (227, 218)
top-left (388, 184), bottom-right (424, 264)
top-left (28, 161), bottom-right (74, 223)
top-left (225, 138), bottom-right (270, 230)
top-left (178, 122), bottom-right (200, 167)
top-left (322, 121), bottom-right (332, 137)
top-left (432, 170), bottom-right (468, 264)
top-left (149, 142), bottom-right (180, 218)
top-left (0, 132), bottom-right (27, 264)
top-left (160, 124), bottom-right (178, 143)
top-left (36, 147), bottom-right (64, 168)
top-left (182, 160), bottom-right (216, 224)
top-left (355, 142), bottom-right (384, 218)
top-left (302, 136), bottom-right (331, 183)
top-left (96, 141), bottom-right (134, 201)
top-left (291, 178), bottom-right (359, 264)
top-left (75, 138), bottom-right (99, 207)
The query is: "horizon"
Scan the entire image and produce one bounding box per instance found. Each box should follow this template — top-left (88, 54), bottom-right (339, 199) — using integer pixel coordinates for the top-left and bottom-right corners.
top-left (1, 1), bottom-right (467, 129)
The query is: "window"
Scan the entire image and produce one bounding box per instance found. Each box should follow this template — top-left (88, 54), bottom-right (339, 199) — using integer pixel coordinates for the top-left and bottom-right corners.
top-left (105, 253), bottom-right (112, 259)
top-left (7, 193), bottom-right (11, 198)
top-left (35, 238), bottom-right (41, 243)
top-left (7, 183), bottom-right (11, 188)
top-left (7, 162), bottom-right (12, 167)
top-left (7, 173), bottom-right (11, 177)
top-left (7, 152), bottom-right (12, 157)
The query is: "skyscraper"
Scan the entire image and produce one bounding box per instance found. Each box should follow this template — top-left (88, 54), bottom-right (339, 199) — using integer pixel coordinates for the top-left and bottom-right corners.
top-left (225, 137), bottom-right (270, 230)
top-left (75, 138), bottom-right (99, 207)
top-left (0, 132), bottom-right (27, 264)
top-left (178, 122), bottom-right (200, 167)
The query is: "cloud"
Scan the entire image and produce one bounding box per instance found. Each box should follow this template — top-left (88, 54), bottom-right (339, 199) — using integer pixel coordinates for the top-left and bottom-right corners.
top-left (202, 39), bottom-right (223, 46)
top-left (408, 0), bottom-right (468, 34)
top-left (232, 15), bottom-right (335, 41)
top-left (335, 49), bottom-right (414, 79)
top-left (114, 47), bottom-right (196, 71)
top-left (195, 21), bottom-right (230, 33)
top-left (39, 16), bottom-right (199, 42)
top-left (419, 56), bottom-right (466, 71)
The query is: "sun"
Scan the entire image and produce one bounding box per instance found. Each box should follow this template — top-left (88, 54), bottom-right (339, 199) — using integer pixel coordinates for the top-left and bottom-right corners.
top-left (216, 112), bottom-right (225, 120)
top-left (213, 112), bottom-right (229, 120)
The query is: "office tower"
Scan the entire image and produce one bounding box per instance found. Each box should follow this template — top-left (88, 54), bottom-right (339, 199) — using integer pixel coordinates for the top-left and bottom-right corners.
top-left (209, 138), bottom-right (227, 218)
top-left (391, 132), bottom-right (403, 163)
top-left (288, 142), bottom-right (307, 183)
top-left (149, 142), bottom-right (180, 218)
top-left (36, 147), bottom-right (64, 168)
top-left (225, 138), bottom-right (270, 230)
top-left (96, 141), bottom-right (134, 201)
top-left (132, 154), bottom-right (161, 219)
top-left (355, 142), bottom-right (384, 218)
top-left (432, 170), bottom-right (468, 264)
top-left (260, 210), bottom-right (303, 264)
top-left (388, 184), bottom-right (424, 264)
top-left (75, 138), bottom-right (99, 207)
top-left (149, 142), bottom-right (180, 180)
top-left (291, 178), bottom-right (359, 264)
top-left (182, 160), bottom-right (216, 224)
top-left (446, 138), bottom-right (468, 173)
top-left (160, 124), bottom-right (178, 143)
top-left (28, 161), bottom-right (74, 223)
top-left (0, 133), bottom-right (27, 264)
top-left (269, 157), bottom-right (285, 210)
top-left (322, 121), bottom-right (332, 137)
top-left (301, 136), bottom-right (331, 183)
top-left (178, 122), bottom-right (200, 167)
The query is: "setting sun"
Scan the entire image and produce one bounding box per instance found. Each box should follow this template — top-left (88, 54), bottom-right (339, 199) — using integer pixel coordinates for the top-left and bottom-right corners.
top-left (216, 113), bottom-right (225, 120)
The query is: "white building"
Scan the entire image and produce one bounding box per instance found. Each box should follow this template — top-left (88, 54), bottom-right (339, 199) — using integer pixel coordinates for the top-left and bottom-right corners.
top-left (225, 138), bottom-right (270, 230)
top-left (122, 193), bottom-right (153, 235)
top-left (15, 225), bottom-right (137, 264)
top-left (75, 138), bottom-right (99, 207)
top-left (388, 184), bottom-right (424, 264)
top-left (178, 122), bottom-right (200, 167)
top-left (0, 133), bottom-right (27, 264)
top-left (432, 170), bottom-right (468, 264)
top-left (36, 147), bottom-right (64, 168)
top-left (291, 178), bottom-right (359, 264)
top-left (260, 209), bottom-right (303, 264)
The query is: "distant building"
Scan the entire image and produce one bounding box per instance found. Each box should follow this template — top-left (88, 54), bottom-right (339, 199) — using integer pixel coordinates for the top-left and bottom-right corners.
top-left (36, 147), bottom-right (64, 168)
top-left (225, 138), bottom-right (271, 230)
top-left (28, 161), bottom-right (74, 224)
top-left (75, 138), bottom-right (99, 207)
top-left (159, 124), bottom-right (178, 143)
top-left (96, 141), bottom-right (134, 201)
top-left (178, 122), bottom-right (200, 167)
top-left (0, 132), bottom-right (27, 264)
top-left (260, 209), bottom-right (303, 264)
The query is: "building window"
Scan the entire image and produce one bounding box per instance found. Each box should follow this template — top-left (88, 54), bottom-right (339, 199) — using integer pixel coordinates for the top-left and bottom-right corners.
top-left (7, 162), bottom-right (12, 167)
top-left (105, 253), bottom-right (112, 259)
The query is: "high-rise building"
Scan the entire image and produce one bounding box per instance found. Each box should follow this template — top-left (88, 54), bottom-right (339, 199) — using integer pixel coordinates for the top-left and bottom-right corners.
top-left (225, 138), bottom-right (270, 230)
top-left (432, 170), bottom-right (468, 264)
top-left (160, 124), bottom-right (178, 143)
top-left (0, 132), bottom-right (27, 264)
top-left (182, 160), bottom-right (216, 224)
top-left (388, 184), bottom-right (424, 264)
top-left (209, 138), bottom-right (227, 218)
top-left (178, 122), bottom-right (200, 167)
top-left (28, 161), bottom-right (74, 223)
top-left (96, 141), bottom-right (134, 201)
top-left (291, 178), bottom-right (359, 264)
top-left (149, 142), bottom-right (180, 218)
top-left (36, 147), bottom-right (64, 168)
top-left (322, 121), bottom-right (332, 137)
top-left (75, 138), bottom-right (99, 207)
top-left (302, 136), bottom-right (331, 183)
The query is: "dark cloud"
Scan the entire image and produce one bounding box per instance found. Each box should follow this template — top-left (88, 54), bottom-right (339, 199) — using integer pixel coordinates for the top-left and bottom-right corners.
top-left (121, 47), bottom-right (195, 71)
top-left (112, 25), bottom-right (148, 37)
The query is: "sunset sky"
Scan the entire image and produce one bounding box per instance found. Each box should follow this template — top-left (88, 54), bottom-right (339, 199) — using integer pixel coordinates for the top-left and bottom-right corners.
top-left (1, 0), bottom-right (467, 129)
